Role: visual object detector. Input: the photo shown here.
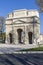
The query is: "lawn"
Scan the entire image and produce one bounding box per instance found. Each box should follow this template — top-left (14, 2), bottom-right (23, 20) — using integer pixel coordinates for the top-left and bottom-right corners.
top-left (20, 47), bottom-right (43, 51)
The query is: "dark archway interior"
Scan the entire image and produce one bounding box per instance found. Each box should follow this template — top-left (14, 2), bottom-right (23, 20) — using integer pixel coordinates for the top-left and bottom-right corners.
top-left (9, 33), bottom-right (13, 43)
top-left (28, 32), bottom-right (33, 44)
top-left (17, 29), bottom-right (23, 43)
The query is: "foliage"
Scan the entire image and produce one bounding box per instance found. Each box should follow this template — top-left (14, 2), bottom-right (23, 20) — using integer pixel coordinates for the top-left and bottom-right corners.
top-left (0, 32), bottom-right (6, 43)
top-left (20, 46), bottom-right (43, 51)
top-left (36, 0), bottom-right (43, 12)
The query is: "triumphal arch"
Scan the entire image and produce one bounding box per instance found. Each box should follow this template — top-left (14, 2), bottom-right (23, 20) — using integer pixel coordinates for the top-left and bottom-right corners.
top-left (6, 9), bottom-right (40, 45)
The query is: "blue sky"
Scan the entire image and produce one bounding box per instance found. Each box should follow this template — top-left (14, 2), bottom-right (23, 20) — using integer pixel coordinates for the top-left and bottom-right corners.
top-left (0, 0), bottom-right (43, 34)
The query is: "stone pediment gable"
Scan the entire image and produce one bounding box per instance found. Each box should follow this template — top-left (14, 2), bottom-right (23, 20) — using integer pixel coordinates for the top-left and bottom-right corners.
top-left (13, 20), bottom-right (25, 24)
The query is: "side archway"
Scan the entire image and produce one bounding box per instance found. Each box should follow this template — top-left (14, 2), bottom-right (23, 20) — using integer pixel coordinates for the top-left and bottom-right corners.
top-left (9, 33), bottom-right (13, 43)
top-left (28, 32), bottom-right (33, 44)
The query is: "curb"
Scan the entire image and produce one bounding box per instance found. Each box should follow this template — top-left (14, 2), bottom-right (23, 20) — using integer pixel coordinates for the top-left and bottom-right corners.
top-left (13, 51), bottom-right (43, 54)
top-left (0, 51), bottom-right (43, 54)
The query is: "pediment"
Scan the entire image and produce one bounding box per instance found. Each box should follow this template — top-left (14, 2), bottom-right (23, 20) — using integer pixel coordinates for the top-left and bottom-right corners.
top-left (13, 20), bottom-right (25, 24)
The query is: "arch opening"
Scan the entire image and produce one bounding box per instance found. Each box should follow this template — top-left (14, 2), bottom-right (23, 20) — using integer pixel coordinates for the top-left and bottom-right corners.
top-left (17, 29), bottom-right (23, 44)
top-left (9, 33), bottom-right (13, 43)
top-left (28, 32), bottom-right (33, 44)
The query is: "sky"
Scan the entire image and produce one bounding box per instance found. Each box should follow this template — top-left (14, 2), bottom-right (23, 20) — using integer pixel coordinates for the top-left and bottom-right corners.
top-left (0, 0), bottom-right (43, 34)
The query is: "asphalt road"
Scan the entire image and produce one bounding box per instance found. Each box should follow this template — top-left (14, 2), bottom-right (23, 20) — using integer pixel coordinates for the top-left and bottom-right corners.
top-left (0, 53), bottom-right (43, 65)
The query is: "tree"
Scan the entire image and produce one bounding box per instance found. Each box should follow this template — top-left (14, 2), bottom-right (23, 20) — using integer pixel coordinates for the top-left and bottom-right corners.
top-left (36, 0), bottom-right (43, 12)
top-left (0, 17), bottom-right (5, 43)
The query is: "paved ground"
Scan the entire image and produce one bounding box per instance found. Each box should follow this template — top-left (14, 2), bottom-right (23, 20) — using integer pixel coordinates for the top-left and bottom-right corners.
top-left (0, 53), bottom-right (43, 65)
top-left (0, 44), bottom-right (39, 53)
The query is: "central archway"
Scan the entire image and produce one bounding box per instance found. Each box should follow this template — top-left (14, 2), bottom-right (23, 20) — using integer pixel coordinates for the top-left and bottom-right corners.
top-left (17, 29), bottom-right (23, 44)
top-left (28, 32), bottom-right (33, 44)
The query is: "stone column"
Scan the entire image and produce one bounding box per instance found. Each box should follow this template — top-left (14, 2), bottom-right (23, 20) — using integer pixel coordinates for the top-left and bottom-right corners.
top-left (16, 31), bottom-right (18, 44)
top-left (14, 29), bottom-right (18, 45)
top-left (21, 30), bottom-right (25, 44)
top-left (5, 35), bottom-right (8, 44)
top-left (5, 34), bottom-right (10, 44)
top-left (25, 25), bottom-right (28, 45)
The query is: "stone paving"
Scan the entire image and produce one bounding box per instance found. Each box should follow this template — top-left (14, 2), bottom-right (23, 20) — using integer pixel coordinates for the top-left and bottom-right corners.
top-left (0, 44), bottom-right (39, 54)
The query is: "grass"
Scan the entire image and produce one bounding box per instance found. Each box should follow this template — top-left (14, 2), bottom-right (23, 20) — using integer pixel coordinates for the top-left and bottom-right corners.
top-left (20, 47), bottom-right (43, 51)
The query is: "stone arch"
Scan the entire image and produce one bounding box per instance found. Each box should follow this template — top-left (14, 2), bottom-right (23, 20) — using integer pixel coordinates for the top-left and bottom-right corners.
top-left (17, 28), bottom-right (23, 44)
top-left (9, 33), bottom-right (13, 43)
top-left (28, 32), bottom-right (33, 44)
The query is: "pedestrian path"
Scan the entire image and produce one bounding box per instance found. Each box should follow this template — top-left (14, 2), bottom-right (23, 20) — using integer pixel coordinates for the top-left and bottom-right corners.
top-left (0, 44), bottom-right (42, 54)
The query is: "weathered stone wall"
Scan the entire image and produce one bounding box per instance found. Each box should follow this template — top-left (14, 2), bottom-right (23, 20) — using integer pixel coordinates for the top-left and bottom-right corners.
top-left (40, 34), bottom-right (43, 44)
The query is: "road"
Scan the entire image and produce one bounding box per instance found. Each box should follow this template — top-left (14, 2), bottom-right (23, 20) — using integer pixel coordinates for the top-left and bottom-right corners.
top-left (0, 53), bottom-right (43, 65)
